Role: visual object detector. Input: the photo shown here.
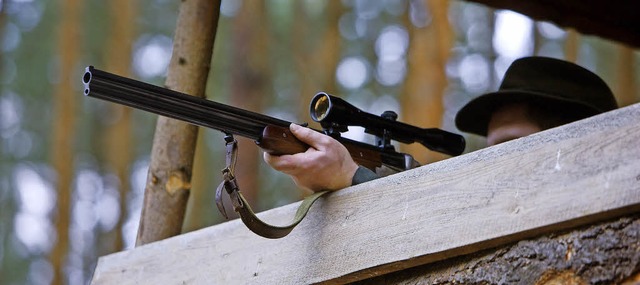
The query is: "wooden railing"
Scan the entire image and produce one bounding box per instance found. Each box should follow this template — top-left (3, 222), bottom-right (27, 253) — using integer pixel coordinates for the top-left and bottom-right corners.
top-left (91, 103), bottom-right (640, 284)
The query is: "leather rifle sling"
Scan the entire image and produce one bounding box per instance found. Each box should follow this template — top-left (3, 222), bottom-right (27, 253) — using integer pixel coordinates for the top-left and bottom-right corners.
top-left (215, 135), bottom-right (330, 239)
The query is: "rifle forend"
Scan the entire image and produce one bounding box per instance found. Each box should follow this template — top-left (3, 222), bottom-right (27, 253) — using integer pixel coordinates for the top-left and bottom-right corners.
top-left (82, 66), bottom-right (464, 172)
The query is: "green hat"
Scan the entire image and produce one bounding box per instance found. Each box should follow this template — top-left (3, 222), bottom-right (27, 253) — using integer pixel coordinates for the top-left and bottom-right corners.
top-left (455, 56), bottom-right (618, 136)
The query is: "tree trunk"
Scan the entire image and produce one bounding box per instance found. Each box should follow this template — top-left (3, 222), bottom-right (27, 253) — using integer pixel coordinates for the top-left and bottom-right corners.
top-left (356, 214), bottom-right (640, 284)
top-left (49, 0), bottom-right (82, 283)
top-left (222, 0), bottom-right (271, 217)
top-left (293, 1), bottom-right (313, 122)
top-left (294, 1), bottom-right (342, 128)
top-left (136, 0), bottom-right (221, 246)
top-left (616, 45), bottom-right (636, 107)
top-left (317, 1), bottom-right (342, 96)
top-left (400, 0), bottom-right (452, 164)
top-left (564, 29), bottom-right (579, 63)
top-left (182, 131), bottom-right (214, 232)
top-left (533, 22), bottom-right (544, 56)
top-left (102, 0), bottom-right (136, 252)
top-left (0, 4), bottom-right (5, 282)
top-left (0, 4), bottom-right (5, 70)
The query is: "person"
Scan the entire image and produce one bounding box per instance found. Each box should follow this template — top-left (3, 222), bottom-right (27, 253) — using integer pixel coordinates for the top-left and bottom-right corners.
top-left (264, 56), bottom-right (618, 192)
top-left (454, 56), bottom-right (618, 145)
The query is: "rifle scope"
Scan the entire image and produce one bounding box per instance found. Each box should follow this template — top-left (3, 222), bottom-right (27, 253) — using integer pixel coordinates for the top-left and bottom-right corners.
top-left (310, 92), bottom-right (465, 156)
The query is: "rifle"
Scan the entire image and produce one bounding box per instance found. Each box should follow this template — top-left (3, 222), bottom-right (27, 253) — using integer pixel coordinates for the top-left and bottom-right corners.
top-left (82, 66), bottom-right (465, 238)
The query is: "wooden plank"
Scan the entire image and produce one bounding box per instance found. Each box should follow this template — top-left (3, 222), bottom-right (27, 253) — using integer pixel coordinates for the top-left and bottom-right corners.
top-left (91, 103), bottom-right (640, 285)
top-left (465, 0), bottom-right (640, 48)
top-left (356, 214), bottom-right (640, 284)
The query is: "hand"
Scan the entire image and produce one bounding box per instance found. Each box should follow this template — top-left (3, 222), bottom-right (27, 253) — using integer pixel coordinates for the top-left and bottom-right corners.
top-left (263, 124), bottom-right (359, 192)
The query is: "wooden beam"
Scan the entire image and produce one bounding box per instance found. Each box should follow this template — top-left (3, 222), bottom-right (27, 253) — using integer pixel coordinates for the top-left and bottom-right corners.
top-left (465, 0), bottom-right (640, 48)
top-left (358, 214), bottom-right (640, 284)
top-left (91, 103), bottom-right (640, 284)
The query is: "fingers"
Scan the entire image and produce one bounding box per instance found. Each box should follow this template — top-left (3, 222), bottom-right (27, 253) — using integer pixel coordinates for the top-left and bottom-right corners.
top-left (263, 152), bottom-right (289, 171)
top-left (263, 149), bottom-right (310, 173)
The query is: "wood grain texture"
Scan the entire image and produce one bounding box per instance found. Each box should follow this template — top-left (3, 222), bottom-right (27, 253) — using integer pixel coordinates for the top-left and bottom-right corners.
top-left (355, 214), bottom-right (640, 284)
top-left (92, 103), bottom-right (640, 284)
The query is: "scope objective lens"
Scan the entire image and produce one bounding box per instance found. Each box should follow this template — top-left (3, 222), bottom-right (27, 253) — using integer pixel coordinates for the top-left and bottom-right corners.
top-left (313, 95), bottom-right (330, 121)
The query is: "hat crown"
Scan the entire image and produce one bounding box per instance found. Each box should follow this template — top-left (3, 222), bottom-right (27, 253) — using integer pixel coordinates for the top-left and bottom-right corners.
top-left (498, 57), bottom-right (617, 112)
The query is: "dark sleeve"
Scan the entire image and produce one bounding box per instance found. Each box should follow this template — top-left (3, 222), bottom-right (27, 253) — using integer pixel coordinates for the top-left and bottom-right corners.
top-left (351, 166), bottom-right (379, 186)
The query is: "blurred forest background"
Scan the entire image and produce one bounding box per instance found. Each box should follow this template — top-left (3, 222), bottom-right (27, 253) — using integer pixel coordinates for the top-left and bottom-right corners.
top-left (0, 0), bottom-right (637, 284)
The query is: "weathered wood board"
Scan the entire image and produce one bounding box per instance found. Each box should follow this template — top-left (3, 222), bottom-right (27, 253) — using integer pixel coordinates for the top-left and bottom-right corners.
top-left (91, 103), bottom-right (640, 284)
top-left (355, 214), bottom-right (640, 284)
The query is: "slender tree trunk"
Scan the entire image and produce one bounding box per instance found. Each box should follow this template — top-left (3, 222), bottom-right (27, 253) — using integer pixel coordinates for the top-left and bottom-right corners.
top-left (564, 28), bottom-right (579, 63)
top-left (136, 0), bottom-right (221, 246)
top-left (102, 0), bottom-right (136, 252)
top-left (182, 131), bottom-right (213, 232)
top-left (616, 45), bottom-right (636, 107)
top-left (400, 0), bottom-right (452, 164)
top-left (221, 1), bottom-right (271, 216)
top-left (293, 1), bottom-right (312, 122)
top-left (294, 1), bottom-right (342, 126)
top-left (487, 8), bottom-right (497, 89)
top-left (0, 4), bottom-right (5, 70)
top-left (532, 22), bottom-right (544, 56)
top-left (49, 0), bottom-right (82, 283)
top-left (0, 4), bottom-right (5, 281)
top-left (318, 1), bottom-right (342, 96)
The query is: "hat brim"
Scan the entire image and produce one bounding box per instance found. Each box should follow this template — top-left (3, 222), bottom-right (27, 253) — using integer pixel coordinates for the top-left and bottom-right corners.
top-left (455, 90), bottom-right (601, 136)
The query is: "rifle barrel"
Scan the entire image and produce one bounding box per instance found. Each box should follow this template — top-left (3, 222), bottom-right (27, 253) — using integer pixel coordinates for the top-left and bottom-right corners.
top-left (83, 66), bottom-right (289, 141)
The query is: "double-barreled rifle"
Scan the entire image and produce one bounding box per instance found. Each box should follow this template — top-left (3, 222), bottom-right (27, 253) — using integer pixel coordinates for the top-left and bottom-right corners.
top-left (82, 66), bottom-right (466, 239)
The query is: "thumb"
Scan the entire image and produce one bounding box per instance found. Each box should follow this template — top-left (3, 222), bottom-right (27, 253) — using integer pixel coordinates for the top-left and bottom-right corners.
top-left (289, 123), bottom-right (327, 148)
